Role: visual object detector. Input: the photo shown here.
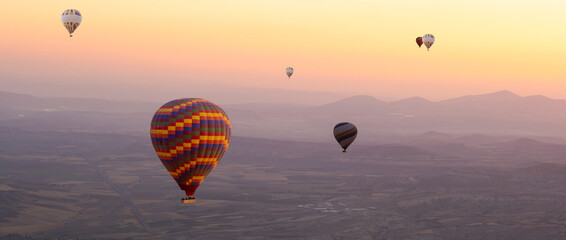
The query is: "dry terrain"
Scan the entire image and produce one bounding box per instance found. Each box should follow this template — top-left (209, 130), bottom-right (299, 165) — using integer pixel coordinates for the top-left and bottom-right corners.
top-left (2, 128), bottom-right (566, 239)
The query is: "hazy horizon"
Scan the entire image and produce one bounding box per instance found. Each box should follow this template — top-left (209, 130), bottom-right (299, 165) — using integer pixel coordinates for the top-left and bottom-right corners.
top-left (3, 84), bottom-right (566, 105)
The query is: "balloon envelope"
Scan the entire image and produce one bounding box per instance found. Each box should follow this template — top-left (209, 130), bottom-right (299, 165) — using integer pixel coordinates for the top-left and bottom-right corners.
top-left (333, 122), bottom-right (357, 152)
top-left (416, 37), bottom-right (423, 48)
top-left (423, 34), bottom-right (435, 51)
top-left (61, 9), bottom-right (82, 37)
top-left (285, 67), bottom-right (294, 79)
top-left (150, 98), bottom-right (231, 197)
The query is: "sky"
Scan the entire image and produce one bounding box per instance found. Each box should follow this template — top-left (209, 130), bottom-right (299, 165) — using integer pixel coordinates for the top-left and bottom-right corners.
top-left (1, 0), bottom-right (566, 102)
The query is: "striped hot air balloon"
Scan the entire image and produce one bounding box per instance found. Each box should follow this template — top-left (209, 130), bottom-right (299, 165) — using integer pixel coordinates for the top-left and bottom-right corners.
top-left (61, 9), bottom-right (82, 37)
top-left (333, 122), bottom-right (357, 152)
top-left (423, 34), bottom-right (435, 51)
top-left (416, 37), bottom-right (423, 48)
top-left (150, 98), bottom-right (231, 203)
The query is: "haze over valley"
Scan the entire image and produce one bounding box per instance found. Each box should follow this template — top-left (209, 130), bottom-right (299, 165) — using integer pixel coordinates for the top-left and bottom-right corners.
top-left (3, 90), bottom-right (566, 239)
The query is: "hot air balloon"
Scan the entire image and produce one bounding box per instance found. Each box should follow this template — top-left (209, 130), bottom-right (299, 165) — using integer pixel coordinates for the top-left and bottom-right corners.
top-left (333, 122), bottom-right (357, 152)
top-left (285, 67), bottom-right (294, 79)
top-left (422, 34), bottom-right (435, 51)
top-left (150, 98), bottom-right (231, 203)
top-left (416, 37), bottom-right (423, 48)
top-left (61, 9), bottom-right (82, 37)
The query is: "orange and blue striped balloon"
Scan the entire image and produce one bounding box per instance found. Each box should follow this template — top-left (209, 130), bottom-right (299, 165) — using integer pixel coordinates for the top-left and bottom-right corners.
top-left (416, 37), bottom-right (423, 48)
top-left (150, 98), bottom-right (231, 197)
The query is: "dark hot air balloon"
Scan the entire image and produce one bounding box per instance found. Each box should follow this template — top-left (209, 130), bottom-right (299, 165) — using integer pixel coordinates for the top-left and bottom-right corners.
top-left (333, 122), bottom-right (357, 152)
top-left (150, 98), bottom-right (231, 203)
top-left (416, 37), bottom-right (423, 48)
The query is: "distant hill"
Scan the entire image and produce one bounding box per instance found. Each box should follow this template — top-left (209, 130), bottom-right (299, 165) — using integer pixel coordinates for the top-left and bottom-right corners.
top-left (322, 95), bottom-right (386, 108)
top-left (313, 91), bottom-right (566, 138)
top-left (440, 90), bottom-right (521, 104)
top-left (2, 90), bottom-right (566, 141)
top-left (391, 97), bottom-right (433, 109)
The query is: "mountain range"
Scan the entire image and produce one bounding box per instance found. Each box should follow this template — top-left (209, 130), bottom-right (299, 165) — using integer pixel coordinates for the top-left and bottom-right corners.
top-left (1, 90), bottom-right (566, 141)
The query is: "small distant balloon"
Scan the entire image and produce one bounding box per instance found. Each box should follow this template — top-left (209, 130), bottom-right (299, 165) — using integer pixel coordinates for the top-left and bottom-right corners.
top-left (285, 67), bottom-right (294, 79)
top-left (416, 37), bottom-right (423, 48)
top-left (61, 9), bottom-right (82, 37)
top-left (422, 34), bottom-right (435, 51)
top-left (333, 122), bottom-right (357, 152)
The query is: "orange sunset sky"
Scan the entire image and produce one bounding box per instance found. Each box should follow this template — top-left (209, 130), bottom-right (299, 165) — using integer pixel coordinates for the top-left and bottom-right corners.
top-left (1, 0), bottom-right (566, 101)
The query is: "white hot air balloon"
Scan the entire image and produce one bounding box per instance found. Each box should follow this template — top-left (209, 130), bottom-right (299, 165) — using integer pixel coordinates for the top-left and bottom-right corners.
top-left (61, 9), bottom-right (82, 37)
top-left (285, 67), bottom-right (294, 79)
top-left (422, 34), bottom-right (435, 51)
